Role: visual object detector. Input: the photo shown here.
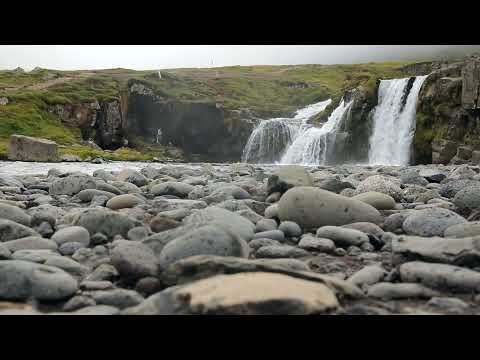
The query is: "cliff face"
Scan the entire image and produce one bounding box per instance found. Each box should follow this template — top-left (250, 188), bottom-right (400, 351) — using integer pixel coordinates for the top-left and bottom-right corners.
top-left (126, 83), bottom-right (254, 162)
top-left (415, 56), bottom-right (480, 164)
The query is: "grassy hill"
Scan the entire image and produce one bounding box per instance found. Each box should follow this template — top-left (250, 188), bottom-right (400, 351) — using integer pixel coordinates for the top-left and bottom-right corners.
top-left (0, 61), bottom-right (415, 160)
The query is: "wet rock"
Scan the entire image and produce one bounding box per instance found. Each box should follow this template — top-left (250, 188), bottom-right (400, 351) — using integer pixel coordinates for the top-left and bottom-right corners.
top-left (0, 260), bottom-right (78, 300)
top-left (278, 187), bottom-right (382, 229)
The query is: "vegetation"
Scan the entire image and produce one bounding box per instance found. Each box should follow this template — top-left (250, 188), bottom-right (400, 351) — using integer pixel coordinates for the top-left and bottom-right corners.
top-left (0, 61), bottom-right (416, 161)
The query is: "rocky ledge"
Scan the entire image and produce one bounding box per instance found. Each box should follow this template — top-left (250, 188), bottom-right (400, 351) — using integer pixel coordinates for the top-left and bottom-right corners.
top-left (2, 162), bottom-right (480, 315)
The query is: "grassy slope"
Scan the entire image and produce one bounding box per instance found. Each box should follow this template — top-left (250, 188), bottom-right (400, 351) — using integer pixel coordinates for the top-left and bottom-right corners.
top-left (0, 61), bottom-right (415, 160)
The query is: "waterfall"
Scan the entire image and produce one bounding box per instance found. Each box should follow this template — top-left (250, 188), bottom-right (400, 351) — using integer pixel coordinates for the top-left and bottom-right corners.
top-left (280, 99), bottom-right (354, 165)
top-left (368, 75), bottom-right (428, 166)
top-left (241, 99), bottom-right (331, 163)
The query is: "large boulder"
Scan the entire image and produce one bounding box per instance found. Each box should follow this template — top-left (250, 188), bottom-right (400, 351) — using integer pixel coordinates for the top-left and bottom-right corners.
top-left (142, 272), bottom-right (339, 315)
top-left (267, 165), bottom-right (313, 195)
top-left (0, 260), bottom-right (78, 301)
top-left (143, 207), bottom-right (254, 268)
top-left (278, 187), bottom-right (383, 229)
top-left (7, 135), bottom-right (59, 162)
top-left (402, 207), bottom-right (467, 237)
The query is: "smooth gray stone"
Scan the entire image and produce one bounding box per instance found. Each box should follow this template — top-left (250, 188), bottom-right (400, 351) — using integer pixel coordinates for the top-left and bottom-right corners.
top-left (0, 260), bottom-right (78, 301)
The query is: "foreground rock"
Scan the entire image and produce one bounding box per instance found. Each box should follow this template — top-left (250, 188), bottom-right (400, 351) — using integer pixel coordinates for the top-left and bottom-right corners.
top-left (0, 260), bottom-right (78, 300)
top-left (278, 187), bottom-right (382, 229)
top-left (126, 272), bottom-right (339, 315)
top-left (400, 261), bottom-right (480, 293)
top-left (7, 135), bottom-right (59, 162)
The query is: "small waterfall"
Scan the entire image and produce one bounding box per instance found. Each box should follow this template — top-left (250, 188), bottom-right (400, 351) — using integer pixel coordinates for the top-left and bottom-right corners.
top-left (241, 99), bottom-right (331, 163)
top-left (368, 75), bottom-right (428, 166)
top-left (280, 99), bottom-right (354, 165)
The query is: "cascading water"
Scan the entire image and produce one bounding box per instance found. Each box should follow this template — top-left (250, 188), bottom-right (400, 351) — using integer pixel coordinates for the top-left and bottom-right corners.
top-left (241, 99), bottom-right (332, 163)
top-left (368, 75), bottom-right (428, 166)
top-left (280, 99), bottom-right (354, 165)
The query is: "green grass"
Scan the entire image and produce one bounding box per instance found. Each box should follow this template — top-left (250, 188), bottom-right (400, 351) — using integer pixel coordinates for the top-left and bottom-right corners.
top-left (0, 61), bottom-right (417, 161)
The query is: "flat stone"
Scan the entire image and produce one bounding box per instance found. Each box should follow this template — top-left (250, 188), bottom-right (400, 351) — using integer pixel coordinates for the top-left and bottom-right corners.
top-left (347, 265), bottom-right (386, 289)
top-left (400, 261), bottom-right (480, 293)
top-left (255, 245), bottom-right (309, 259)
top-left (4, 236), bottom-right (57, 252)
top-left (253, 230), bottom-right (285, 242)
top-left (391, 234), bottom-right (480, 266)
top-left (367, 282), bottom-right (440, 299)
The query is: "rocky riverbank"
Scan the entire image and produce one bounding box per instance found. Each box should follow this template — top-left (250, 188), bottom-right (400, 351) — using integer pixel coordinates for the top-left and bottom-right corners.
top-left (2, 162), bottom-right (480, 315)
